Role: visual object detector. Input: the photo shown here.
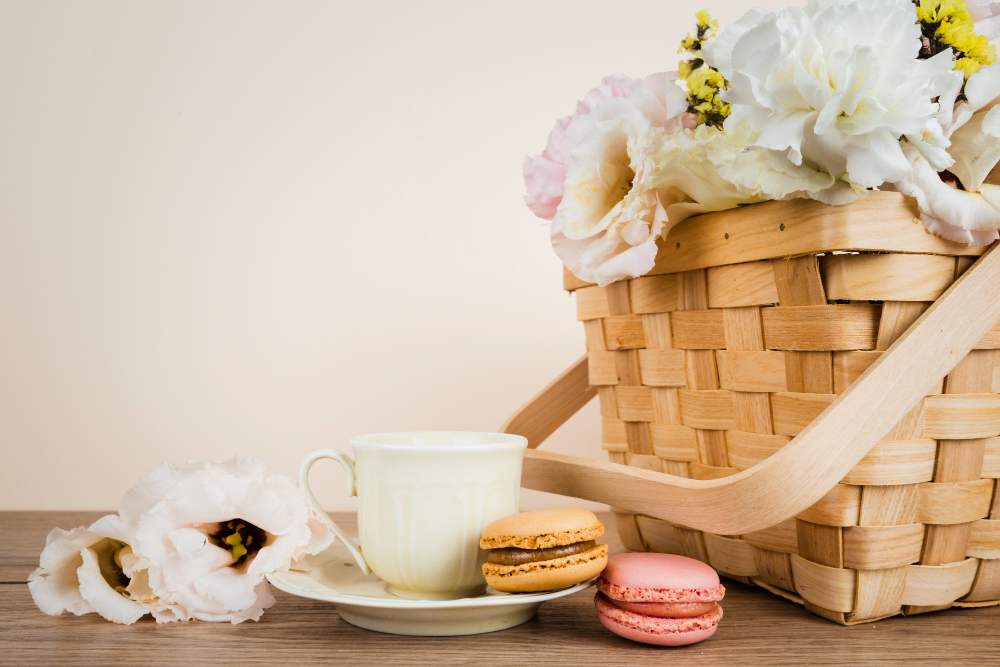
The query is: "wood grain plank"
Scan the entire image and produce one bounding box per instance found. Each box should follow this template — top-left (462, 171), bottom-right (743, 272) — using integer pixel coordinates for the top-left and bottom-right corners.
top-left (717, 350), bottom-right (787, 392)
top-left (708, 262), bottom-right (779, 307)
top-left (771, 392), bottom-right (837, 437)
top-left (820, 253), bottom-right (955, 301)
top-left (615, 386), bottom-right (656, 422)
top-left (636, 349), bottom-right (686, 387)
top-left (843, 524), bottom-right (924, 569)
top-left (678, 389), bottom-right (736, 430)
top-left (763, 304), bottom-right (881, 351)
top-left (877, 301), bottom-right (932, 351)
top-left (833, 351), bottom-right (882, 393)
top-left (670, 310), bottom-right (726, 349)
top-left (628, 274), bottom-right (679, 314)
top-left (923, 396), bottom-right (1000, 439)
top-left (602, 315), bottom-right (646, 350)
top-left (650, 424), bottom-right (699, 462)
top-left (575, 286), bottom-right (610, 321)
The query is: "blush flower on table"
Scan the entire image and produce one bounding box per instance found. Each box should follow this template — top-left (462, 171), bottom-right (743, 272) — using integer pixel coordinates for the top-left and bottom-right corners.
top-left (28, 514), bottom-right (180, 624)
top-left (130, 457), bottom-right (334, 623)
top-left (28, 457), bottom-right (334, 624)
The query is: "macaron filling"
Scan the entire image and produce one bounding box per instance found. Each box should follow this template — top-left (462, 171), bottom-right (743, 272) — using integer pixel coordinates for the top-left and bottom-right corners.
top-left (486, 540), bottom-right (597, 566)
top-left (609, 599), bottom-right (718, 619)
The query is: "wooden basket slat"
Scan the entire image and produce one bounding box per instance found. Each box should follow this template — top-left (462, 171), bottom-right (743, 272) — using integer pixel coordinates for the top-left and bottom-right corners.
top-left (649, 192), bottom-right (983, 276)
top-left (707, 261), bottom-right (779, 307)
top-left (762, 304), bottom-right (881, 351)
top-left (820, 253), bottom-right (955, 301)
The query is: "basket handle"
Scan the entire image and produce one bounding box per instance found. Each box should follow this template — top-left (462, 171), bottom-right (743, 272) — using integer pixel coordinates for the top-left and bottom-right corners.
top-left (504, 244), bottom-right (1000, 535)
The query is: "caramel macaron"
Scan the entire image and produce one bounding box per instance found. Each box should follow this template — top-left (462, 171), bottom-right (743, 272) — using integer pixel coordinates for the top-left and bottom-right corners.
top-left (480, 508), bottom-right (609, 593)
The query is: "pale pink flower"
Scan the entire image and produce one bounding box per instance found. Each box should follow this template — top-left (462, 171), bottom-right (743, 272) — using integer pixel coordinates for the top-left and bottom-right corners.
top-left (551, 73), bottom-right (693, 286)
top-left (523, 116), bottom-right (571, 219)
top-left (523, 75), bottom-right (640, 220)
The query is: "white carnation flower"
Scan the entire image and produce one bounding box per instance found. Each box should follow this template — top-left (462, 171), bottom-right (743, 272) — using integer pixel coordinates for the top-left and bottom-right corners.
top-left (892, 63), bottom-right (1000, 245)
top-left (651, 119), bottom-right (852, 230)
top-left (551, 73), bottom-right (692, 286)
top-left (129, 457), bottom-right (334, 623)
top-left (703, 0), bottom-right (963, 204)
top-left (650, 124), bottom-right (763, 224)
top-left (28, 514), bottom-right (180, 624)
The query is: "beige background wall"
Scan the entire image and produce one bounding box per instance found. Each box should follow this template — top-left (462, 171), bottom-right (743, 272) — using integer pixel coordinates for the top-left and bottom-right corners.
top-left (0, 0), bottom-right (781, 511)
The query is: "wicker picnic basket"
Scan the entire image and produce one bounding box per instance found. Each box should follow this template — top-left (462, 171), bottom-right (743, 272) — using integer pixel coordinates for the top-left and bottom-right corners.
top-left (503, 190), bottom-right (1000, 625)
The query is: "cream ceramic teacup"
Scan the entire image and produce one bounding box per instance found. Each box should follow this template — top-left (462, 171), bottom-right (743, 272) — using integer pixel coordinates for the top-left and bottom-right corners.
top-left (299, 432), bottom-right (527, 600)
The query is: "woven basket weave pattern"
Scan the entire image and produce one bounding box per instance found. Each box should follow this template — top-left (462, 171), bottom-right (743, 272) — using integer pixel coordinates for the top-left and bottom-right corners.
top-left (570, 250), bottom-right (1000, 625)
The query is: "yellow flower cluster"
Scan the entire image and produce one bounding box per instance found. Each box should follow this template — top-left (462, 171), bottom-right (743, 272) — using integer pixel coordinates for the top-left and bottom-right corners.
top-left (686, 68), bottom-right (731, 122)
top-left (916, 0), bottom-right (997, 78)
top-left (678, 9), bottom-right (730, 127)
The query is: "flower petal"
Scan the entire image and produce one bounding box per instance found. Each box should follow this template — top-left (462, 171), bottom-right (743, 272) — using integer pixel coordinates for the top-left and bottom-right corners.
top-left (27, 525), bottom-right (105, 617)
top-left (210, 456), bottom-right (268, 481)
top-left (523, 152), bottom-right (565, 220)
top-left (117, 462), bottom-right (181, 524)
top-left (950, 105), bottom-right (1000, 192)
top-left (77, 547), bottom-right (147, 625)
top-left (193, 566), bottom-right (260, 611)
top-left (893, 154), bottom-right (1000, 245)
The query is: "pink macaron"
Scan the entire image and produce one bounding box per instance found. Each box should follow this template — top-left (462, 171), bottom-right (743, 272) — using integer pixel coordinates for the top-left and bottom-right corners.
top-left (594, 553), bottom-right (725, 646)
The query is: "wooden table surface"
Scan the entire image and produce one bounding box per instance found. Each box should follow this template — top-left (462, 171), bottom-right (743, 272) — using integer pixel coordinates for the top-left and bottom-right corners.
top-left (3, 511), bottom-right (999, 665)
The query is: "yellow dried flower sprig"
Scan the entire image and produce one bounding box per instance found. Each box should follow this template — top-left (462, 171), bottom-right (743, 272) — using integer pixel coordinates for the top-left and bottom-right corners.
top-left (678, 9), bottom-right (719, 78)
top-left (686, 68), bottom-right (730, 122)
top-left (679, 9), bottom-right (730, 127)
top-left (915, 0), bottom-right (997, 78)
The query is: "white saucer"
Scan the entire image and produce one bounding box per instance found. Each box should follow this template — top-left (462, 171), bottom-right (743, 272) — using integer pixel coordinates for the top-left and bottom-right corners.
top-left (267, 540), bottom-right (595, 636)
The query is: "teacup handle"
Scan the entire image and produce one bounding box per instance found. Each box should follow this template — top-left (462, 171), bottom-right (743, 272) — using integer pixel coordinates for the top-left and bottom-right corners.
top-left (299, 448), bottom-right (372, 574)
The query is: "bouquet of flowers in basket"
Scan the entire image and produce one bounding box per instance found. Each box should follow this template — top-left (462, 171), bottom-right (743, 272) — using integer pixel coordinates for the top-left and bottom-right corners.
top-left (524, 0), bottom-right (1000, 287)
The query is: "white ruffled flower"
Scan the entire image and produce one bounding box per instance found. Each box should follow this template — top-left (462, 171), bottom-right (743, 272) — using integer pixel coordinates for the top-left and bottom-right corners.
top-left (893, 63), bottom-right (1000, 244)
top-left (651, 120), bottom-right (852, 230)
top-left (551, 73), bottom-right (692, 286)
top-left (129, 457), bottom-right (334, 623)
top-left (650, 124), bottom-right (763, 223)
top-left (28, 514), bottom-right (180, 624)
top-left (703, 0), bottom-right (963, 205)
